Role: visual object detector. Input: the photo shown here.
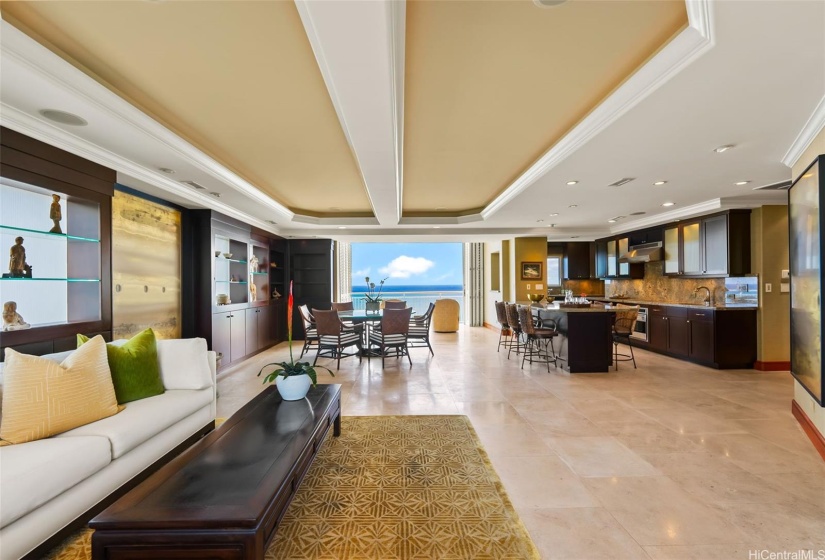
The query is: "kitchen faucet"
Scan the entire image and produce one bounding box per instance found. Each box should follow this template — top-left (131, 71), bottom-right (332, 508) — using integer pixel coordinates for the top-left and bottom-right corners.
top-left (694, 286), bottom-right (712, 306)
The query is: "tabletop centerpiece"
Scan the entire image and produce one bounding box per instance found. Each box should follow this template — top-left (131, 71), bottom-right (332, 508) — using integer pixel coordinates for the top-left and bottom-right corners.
top-left (363, 276), bottom-right (387, 313)
top-left (258, 280), bottom-right (332, 401)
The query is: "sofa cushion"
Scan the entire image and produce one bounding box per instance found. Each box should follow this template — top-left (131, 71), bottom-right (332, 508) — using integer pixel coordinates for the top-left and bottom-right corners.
top-left (0, 337), bottom-right (120, 445)
top-left (79, 328), bottom-right (164, 404)
top-left (0, 435), bottom-right (111, 528)
top-left (112, 338), bottom-right (212, 391)
top-left (56, 388), bottom-right (213, 459)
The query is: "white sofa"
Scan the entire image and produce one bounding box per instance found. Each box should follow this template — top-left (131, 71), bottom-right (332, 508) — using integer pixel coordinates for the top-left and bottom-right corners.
top-left (0, 338), bottom-right (217, 560)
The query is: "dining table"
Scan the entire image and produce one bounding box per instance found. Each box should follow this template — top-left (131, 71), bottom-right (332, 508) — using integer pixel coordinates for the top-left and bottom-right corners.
top-left (337, 309), bottom-right (384, 357)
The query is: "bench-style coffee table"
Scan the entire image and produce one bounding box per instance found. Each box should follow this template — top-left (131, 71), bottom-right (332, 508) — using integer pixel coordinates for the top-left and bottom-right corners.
top-left (90, 384), bottom-right (342, 560)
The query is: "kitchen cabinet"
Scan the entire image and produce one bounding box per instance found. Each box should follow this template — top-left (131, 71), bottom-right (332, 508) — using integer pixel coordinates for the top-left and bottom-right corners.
top-left (213, 310), bottom-right (246, 364)
top-left (564, 242), bottom-right (594, 279)
top-left (642, 305), bottom-right (756, 368)
top-left (595, 241), bottom-right (608, 278)
top-left (245, 305), bottom-right (274, 355)
top-left (595, 237), bottom-right (644, 279)
top-left (618, 238), bottom-right (630, 276)
top-left (662, 210), bottom-right (751, 277)
top-left (607, 240), bottom-right (617, 277)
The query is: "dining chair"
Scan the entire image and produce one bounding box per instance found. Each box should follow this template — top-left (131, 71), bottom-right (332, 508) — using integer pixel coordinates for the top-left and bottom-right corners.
top-left (612, 305), bottom-right (639, 370)
top-left (298, 304), bottom-right (319, 358)
top-left (407, 302), bottom-right (435, 356)
top-left (494, 301), bottom-right (512, 352)
top-left (383, 300), bottom-right (407, 309)
top-left (517, 306), bottom-right (559, 372)
top-left (331, 301), bottom-right (364, 334)
top-left (312, 309), bottom-right (363, 370)
top-left (505, 303), bottom-right (523, 359)
top-left (368, 307), bottom-right (413, 367)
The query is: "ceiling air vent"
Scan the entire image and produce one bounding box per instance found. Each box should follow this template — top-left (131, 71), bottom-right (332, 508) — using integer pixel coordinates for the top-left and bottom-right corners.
top-left (752, 180), bottom-right (792, 191)
top-left (180, 180), bottom-right (207, 190)
top-left (607, 177), bottom-right (636, 187)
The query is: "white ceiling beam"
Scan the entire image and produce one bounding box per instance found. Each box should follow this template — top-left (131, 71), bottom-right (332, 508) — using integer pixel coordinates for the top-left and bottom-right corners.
top-left (295, 0), bottom-right (404, 226)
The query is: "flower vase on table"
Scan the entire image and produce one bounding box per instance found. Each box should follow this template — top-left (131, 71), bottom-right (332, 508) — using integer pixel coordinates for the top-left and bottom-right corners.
top-left (363, 276), bottom-right (387, 314)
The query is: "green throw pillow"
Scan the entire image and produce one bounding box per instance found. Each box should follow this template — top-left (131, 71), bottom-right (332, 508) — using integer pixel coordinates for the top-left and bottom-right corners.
top-left (77, 328), bottom-right (164, 404)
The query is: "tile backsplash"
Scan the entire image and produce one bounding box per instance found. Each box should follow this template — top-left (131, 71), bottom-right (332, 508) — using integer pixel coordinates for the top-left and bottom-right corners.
top-left (549, 279), bottom-right (605, 297)
top-left (604, 261), bottom-right (755, 304)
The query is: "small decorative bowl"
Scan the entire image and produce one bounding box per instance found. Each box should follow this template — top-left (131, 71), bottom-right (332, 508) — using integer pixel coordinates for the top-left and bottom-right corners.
top-left (214, 250), bottom-right (221, 257)
top-left (216, 293), bottom-right (230, 305)
top-left (223, 252), bottom-right (233, 259)
top-left (527, 294), bottom-right (545, 303)
top-left (545, 296), bottom-right (555, 303)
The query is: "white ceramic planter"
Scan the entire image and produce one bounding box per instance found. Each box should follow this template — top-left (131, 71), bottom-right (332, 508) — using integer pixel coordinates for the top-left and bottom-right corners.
top-left (275, 374), bottom-right (312, 401)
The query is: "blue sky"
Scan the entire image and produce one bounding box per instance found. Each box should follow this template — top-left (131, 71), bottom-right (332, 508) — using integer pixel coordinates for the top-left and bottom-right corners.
top-left (351, 243), bottom-right (463, 287)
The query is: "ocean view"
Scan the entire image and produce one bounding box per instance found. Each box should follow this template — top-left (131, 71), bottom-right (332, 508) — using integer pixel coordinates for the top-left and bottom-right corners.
top-left (351, 284), bottom-right (463, 293)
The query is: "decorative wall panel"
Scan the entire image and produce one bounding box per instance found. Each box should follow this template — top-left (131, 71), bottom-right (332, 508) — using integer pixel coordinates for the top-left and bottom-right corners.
top-left (112, 190), bottom-right (181, 339)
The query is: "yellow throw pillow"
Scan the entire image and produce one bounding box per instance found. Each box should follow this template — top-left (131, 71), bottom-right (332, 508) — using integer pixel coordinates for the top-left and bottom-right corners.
top-left (0, 336), bottom-right (120, 445)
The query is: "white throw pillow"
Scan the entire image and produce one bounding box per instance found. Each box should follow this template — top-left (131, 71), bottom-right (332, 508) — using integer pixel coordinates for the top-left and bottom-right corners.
top-left (156, 338), bottom-right (213, 390)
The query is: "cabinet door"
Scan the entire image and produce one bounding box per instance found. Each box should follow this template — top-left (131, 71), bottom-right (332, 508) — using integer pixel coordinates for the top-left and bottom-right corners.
top-left (667, 316), bottom-right (690, 356)
top-left (618, 238), bottom-right (629, 276)
top-left (688, 317), bottom-right (714, 363)
top-left (257, 305), bottom-right (273, 349)
top-left (595, 241), bottom-right (608, 278)
top-left (702, 215), bottom-right (728, 276)
top-left (230, 310), bottom-right (247, 363)
top-left (607, 240), bottom-right (617, 277)
top-left (246, 308), bottom-right (259, 355)
top-left (681, 221), bottom-right (702, 275)
top-left (649, 314), bottom-right (668, 351)
top-left (663, 226), bottom-right (680, 275)
top-left (212, 311), bottom-right (232, 365)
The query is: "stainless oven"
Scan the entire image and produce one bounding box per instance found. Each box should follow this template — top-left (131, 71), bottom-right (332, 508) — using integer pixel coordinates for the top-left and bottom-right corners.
top-left (631, 307), bottom-right (648, 341)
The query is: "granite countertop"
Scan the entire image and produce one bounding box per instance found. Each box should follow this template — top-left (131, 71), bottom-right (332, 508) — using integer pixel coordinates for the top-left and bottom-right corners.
top-left (587, 297), bottom-right (757, 310)
top-left (521, 301), bottom-right (622, 313)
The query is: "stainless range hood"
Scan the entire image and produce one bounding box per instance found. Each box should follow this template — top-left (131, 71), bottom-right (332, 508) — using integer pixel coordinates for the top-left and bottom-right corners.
top-left (619, 241), bottom-right (663, 263)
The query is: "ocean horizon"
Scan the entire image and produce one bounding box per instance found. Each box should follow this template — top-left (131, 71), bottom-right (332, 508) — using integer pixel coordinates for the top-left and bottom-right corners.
top-left (351, 284), bottom-right (463, 294)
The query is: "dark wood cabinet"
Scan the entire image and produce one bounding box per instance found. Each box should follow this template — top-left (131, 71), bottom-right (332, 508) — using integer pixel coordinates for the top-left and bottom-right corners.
top-left (594, 236), bottom-right (644, 279)
top-left (212, 310), bottom-right (246, 365)
top-left (595, 241), bottom-right (608, 279)
top-left (663, 210), bottom-right (751, 278)
top-left (290, 239), bottom-right (333, 339)
top-left (640, 305), bottom-right (755, 368)
top-left (564, 242), bottom-right (594, 279)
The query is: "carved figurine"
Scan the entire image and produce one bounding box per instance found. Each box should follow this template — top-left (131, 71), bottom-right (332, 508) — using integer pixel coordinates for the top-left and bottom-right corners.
top-left (49, 194), bottom-right (63, 233)
top-left (272, 288), bottom-right (281, 299)
top-left (3, 301), bottom-right (31, 331)
top-left (250, 283), bottom-right (257, 302)
top-left (9, 237), bottom-right (31, 278)
top-left (249, 254), bottom-right (259, 275)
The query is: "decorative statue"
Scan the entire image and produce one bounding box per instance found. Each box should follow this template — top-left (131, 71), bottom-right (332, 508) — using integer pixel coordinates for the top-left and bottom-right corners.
top-left (49, 194), bottom-right (63, 234)
top-left (249, 254), bottom-right (259, 275)
top-left (272, 288), bottom-right (281, 299)
top-left (250, 283), bottom-right (257, 302)
top-left (2, 301), bottom-right (31, 331)
top-left (9, 237), bottom-right (31, 278)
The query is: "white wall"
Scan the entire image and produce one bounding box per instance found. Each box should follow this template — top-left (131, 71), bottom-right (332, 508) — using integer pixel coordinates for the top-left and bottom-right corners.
top-left (483, 240), bottom-right (502, 326)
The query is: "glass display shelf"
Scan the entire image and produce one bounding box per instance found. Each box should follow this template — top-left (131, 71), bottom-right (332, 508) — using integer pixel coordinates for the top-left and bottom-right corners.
top-left (215, 280), bottom-right (248, 285)
top-left (251, 272), bottom-right (268, 276)
top-left (215, 256), bottom-right (247, 264)
top-left (0, 224), bottom-right (99, 243)
top-left (0, 277), bottom-right (99, 282)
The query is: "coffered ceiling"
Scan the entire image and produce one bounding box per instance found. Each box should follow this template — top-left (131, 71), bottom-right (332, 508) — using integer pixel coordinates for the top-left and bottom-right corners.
top-left (0, 0), bottom-right (823, 240)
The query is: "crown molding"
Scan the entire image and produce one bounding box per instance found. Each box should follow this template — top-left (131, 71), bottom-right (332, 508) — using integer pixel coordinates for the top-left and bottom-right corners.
top-left (611, 198), bottom-right (723, 233)
top-left (389, 0), bottom-right (406, 224)
top-left (481, 0), bottom-right (716, 220)
top-left (782, 94), bottom-right (825, 169)
top-left (0, 20), bottom-right (294, 223)
top-left (0, 103), bottom-right (284, 235)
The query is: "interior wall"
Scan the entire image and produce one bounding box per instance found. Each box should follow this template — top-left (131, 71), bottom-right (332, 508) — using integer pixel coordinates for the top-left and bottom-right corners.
top-left (752, 206), bottom-right (791, 363)
top-left (112, 189), bottom-right (182, 340)
top-left (791, 131), bottom-right (825, 440)
top-left (483, 240), bottom-right (502, 326)
top-left (513, 237), bottom-right (548, 301)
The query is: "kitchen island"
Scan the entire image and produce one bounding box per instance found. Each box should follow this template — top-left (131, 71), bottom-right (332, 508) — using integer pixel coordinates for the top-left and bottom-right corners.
top-left (531, 302), bottom-right (622, 373)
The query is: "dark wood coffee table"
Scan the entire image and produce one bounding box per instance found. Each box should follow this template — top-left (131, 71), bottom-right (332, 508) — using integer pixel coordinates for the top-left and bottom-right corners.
top-left (90, 384), bottom-right (342, 560)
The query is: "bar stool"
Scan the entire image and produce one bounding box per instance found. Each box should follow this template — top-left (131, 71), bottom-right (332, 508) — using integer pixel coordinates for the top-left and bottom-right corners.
top-left (505, 303), bottom-right (524, 359)
top-left (517, 306), bottom-right (559, 372)
top-left (494, 301), bottom-right (512, 352)
top-left (613, 305), bottom-right (639, 370)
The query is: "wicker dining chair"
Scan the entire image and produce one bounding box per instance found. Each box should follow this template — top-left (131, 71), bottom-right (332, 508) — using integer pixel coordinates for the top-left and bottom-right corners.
top-left (505, 303), bottom-right (525, 358)
top-left (312, 309), bottom-right (363, 370)
top-left (383, 300), bottom-right (407, 309)
top-left (495, 301), bottom-right (512, 352)
top-left (368, 307), bottom-right (413, 366)
top-left (407, 302), bottom-right (435, 356)
top-left (613, 305), bottom-right (639, 370)
top-left (331, 301), bottom-right (364, 334)
top-left (298, 304), bottom-right (319, 358)
top-left (517, 306), bottom-right (559, 372)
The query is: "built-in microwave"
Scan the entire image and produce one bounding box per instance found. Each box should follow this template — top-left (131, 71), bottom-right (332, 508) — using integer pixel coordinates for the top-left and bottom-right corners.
top-left (631, 307), bottom-right (648, 341)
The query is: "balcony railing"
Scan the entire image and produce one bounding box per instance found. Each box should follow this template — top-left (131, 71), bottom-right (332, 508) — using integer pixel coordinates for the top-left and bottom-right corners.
top-left (347, 291), bottom-right (465, 323)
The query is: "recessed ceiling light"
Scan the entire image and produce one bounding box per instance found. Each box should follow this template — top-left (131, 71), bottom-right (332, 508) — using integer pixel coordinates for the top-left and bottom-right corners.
top-left (714, 144), bottom-right (735, 153)
top-left (158, 167), bottom-right (176, 174)
top-left (549, 213), bottom-right (559, 217)
top-left (568, 204), bottom-right (578, 208)
top-left (566, 180), bottom-right (578, 186)
top-left (434, 226), bottom-right (441, 229)
top-left (734, 180), bottom-right (750, 186)
top-left (338, 226), bottom-right (347, 229)
top-left (607, 219), bottom-right (617, 224)
top-left (662, 202), bottom-right (675, 207)
top-left (653, 181), bottom-right (667, 186)
top-left (39, 109), bottom-right (88, 126)
top-left (209, 192), bottom-right (222, 198)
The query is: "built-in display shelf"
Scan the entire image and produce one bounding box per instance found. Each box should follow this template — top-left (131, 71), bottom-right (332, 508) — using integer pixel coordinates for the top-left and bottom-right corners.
top-left (215, 256), bottom-right (247, 264)
top-left (0, 277), bottom-right (99, 282)
top-left (216, 280), bottom-right (248, 285)
top-left (0, 224), bottom-right (100, 243)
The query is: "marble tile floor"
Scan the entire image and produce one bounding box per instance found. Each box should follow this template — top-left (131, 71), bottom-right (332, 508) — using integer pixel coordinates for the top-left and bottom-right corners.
top-left (217, 327), bottom-right (825, 560)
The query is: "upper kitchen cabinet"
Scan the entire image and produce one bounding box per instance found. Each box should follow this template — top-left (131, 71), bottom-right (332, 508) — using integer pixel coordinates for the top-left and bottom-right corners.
top-left (595, 236), bottom-right (644, 279)
top-left (663, 210), bottom-right (751, 278)
top-left (563, 242), bottom-right (594, 279)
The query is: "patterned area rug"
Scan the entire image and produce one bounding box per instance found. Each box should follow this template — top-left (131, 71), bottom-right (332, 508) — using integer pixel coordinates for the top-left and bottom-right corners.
top-left (46, 415), bottom-right (539, 560)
